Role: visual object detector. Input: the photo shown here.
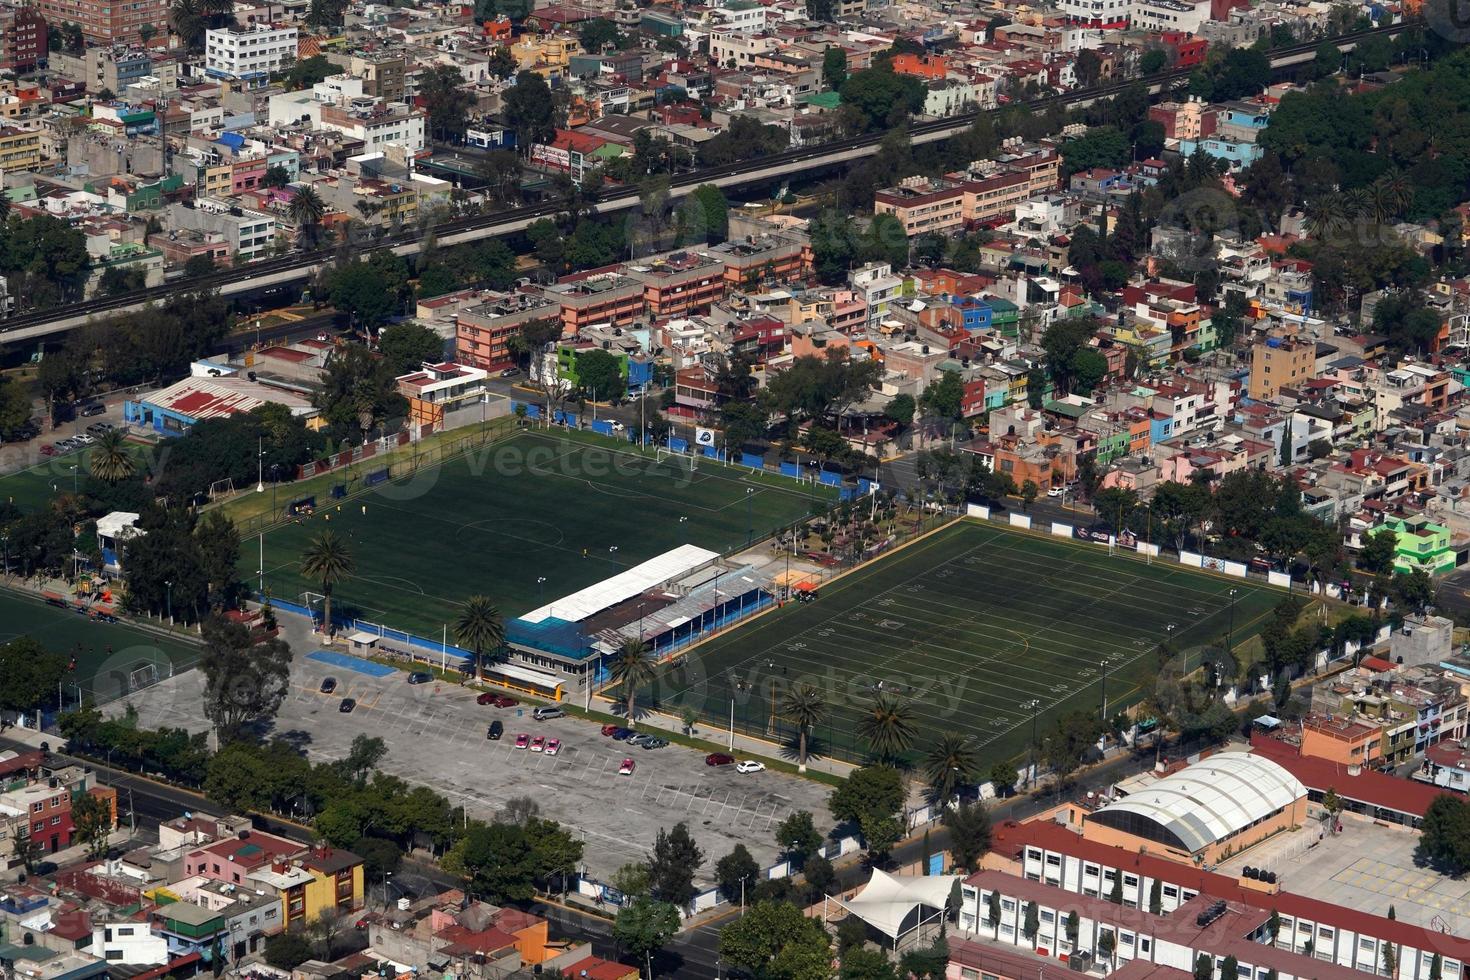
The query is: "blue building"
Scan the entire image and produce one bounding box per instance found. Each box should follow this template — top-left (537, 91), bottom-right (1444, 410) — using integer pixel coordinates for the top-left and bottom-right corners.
top-left (124, 373), bottom-right (314, 435)
top-left (949, 296), bottom-right (993, 332)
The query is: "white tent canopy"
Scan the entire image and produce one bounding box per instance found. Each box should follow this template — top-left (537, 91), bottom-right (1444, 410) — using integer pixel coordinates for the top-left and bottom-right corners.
top-left (520, 544), bottom-right (719, 625)
top-left (835, 869), bottom-right (960, 939)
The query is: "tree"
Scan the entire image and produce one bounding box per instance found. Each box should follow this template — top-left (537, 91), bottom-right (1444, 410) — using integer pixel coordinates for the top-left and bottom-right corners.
top-left (859, 810), bottom-right (902, 859)
top-left (445, 821), bottom-right (538, 902)
top-left (676, 184), bottom-right (729, 246)
top-left (503, 72), bottom-right (556, 151)
top-left (1021, 480), bottom-right (1039, 513)
top-left (287, 186), bottom-right (327, 248)
top-left (839, 66), bottom-right (924, 131)
top-left (1109, 869), bottom-right (1124, 904)
top-left (377, 322), bottom-right (445, 376)
top-left (942, 801), bottom-right (991, 872)
top-left (714, 844), bottom-right (760, 904)
top-left (487, 46), bottom-right (517, 79)
top-left (782, 683), bottom-right (826, 772)
top-left (840, 947), bottom-right (899, 980)
top-left (829, 765), bottom-right (904, 826)
top-left (803, 854), bottom-right (835, 898)
top-left (262, 165), bottom-right (292, 189)
top-left (199, 616), bottom-right (294, 742)
top-left (857, 693), bottom-right (916, 763)
top-left (578, 17), bottom-right (622, 52)
top-left (1076, 50), bottom-right (1104, 88)
top-left (987, 761), bottom-right (1016, 796)
top-left (71, 790), bottom-right (114, 859)
top-left (719, 900), bottom-right (833, 980)
top-left (300, 530), bottom-right (354, 637)
top-left (575, 348), bottom-right (626, 402)
top-left (920, 733), bottom-right (980, 804)
top-left (920, 371), bottom-right (964, 422)
top-left (264, 932), bottom-right (313, 971)
top-left (1195, 953), bottom-right (1214, 980)
top-left (1359, 529), bottom-right (1397, 574)
top-left (329, 259), bottom-right (399, 329)
top-left (776, 810), bottom-right (825, 864)
top-left (1280, 421), bottom-right (1294, 467)
top-left (1150, 878), bottom-right (1163, 915)
top-left (1417, 795), bottom-right (1470, 875)
top-left (419, 64), bottom-right (474, 143)
top-left (1140, 48), bottom-right (1168, 74)
top-left (183, 254), bottom-right (219, 277)
top-left (1220, 956), bottom-right (1238, 980)
top-left (823, 45), bottom-right (848, 89)
top-left (98, 265), bottom-right (146, 296)
top-left (613, 897), bottom-right (680, 978)
top-left (1391, 569), bottom-right (1434, 615)
top-left (454, 595), bottom-right (504, 682)
top-left (647, 822), bottom-right (703, 908)
top-left (610, 637), bottom-right (658, 729)
top-left (884, 393), bottom-right (916, 431)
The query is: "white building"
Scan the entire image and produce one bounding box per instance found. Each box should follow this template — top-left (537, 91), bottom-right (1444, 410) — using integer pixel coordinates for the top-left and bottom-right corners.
top-left (91, 922), bottom-right (170, 966)
top-left (850, 262), bottom-right (903, 327)
top-left (1131, 0), bottom-right (1210, 33)
top-left (267, 86), bottom-right (427, 154)
top-left (1057, 0), bottom-right (1131, 28)
top-left (205, 24), bottom-right (298, 85)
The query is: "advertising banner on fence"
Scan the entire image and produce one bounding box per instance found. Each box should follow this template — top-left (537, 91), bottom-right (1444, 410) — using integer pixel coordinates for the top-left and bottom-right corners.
top-left (694, 427), bottom-right (717, 447)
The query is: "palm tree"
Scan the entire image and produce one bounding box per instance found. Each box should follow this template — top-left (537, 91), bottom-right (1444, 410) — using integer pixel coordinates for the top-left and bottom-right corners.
top-left (300, 530), bottom-right (354, 639)
top-left (609, 637), bottom-right (659, 729)
top-left (781, 684), bottom-right (826, 773)
top-left (1304, 194), bottom-right (1347, 240)
top-left (454, 595), bottom-right (504, 682)
top-left (920, 733), bottom-right (981, 805)
top-left (89, 429), bottom-right (134, 483)
top-left (288, 186), bottom-right (326, 248)
top-left (858, 693), bottom-right (916, 764)
top-left (169, 0), bottom-right (207, 49)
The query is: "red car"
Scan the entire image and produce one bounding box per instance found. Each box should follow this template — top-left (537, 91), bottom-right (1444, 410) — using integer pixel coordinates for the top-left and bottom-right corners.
top-left (602, 723), bottom-right (621, 736)
top-left (492, 695), bottom-right (518, 708)
top-left (38, 444), bottom-right (56, 457)
top-left (476, 692), bottom-right (498, 705)
top-left (705, 753), bottom-right (735, 766)
top-left (514, 733), bottom-right (530, 749)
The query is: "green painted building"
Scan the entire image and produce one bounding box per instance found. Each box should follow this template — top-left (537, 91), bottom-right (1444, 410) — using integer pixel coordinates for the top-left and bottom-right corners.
top-left (1374, 515), bottom-right (1455, 575)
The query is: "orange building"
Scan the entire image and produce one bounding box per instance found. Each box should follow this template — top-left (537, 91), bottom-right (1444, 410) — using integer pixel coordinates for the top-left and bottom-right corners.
top-left (1300, 714), bottom-right (1383, 766)
top-left (455, 294), bottom-right (562, 372)
top-left (546, 273), bottom-right (644, 334)
top-left (628, 254), bottom-right (725, 318)
top-left (889, 53), bottom-right (949, 79)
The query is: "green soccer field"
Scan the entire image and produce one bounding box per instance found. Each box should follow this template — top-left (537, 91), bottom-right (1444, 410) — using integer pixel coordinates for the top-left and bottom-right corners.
top-left (252, 429), bottom-right (837, 637)
top-left (649, 520), bottom-right (1289, 768)
top-left (0, 590), bottom-right (201, 705)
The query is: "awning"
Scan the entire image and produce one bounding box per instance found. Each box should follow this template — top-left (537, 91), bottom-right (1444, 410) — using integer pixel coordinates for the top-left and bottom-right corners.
top-left (835, 869), bottom-right (960, 939)
top-left (488, 662), bottom-right (565, 690)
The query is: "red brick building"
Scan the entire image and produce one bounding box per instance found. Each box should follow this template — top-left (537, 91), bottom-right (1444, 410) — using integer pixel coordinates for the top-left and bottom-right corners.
top-left (37, 0), bottom-right (167, 46)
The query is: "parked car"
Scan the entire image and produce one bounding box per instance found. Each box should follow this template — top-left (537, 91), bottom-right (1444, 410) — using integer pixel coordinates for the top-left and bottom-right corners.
top-left (533, 705), bottom-right (565, 721)
top-left (618, 758), bottom-right (636, 775)
top-left (530, 735), bottom-right (546, 752)
top-left (38, 444), bottom-right (56, 457)
top-left (625, 733), bottom-right (655, 747)
top-left (601, 723), bottom-right (621, 736)
top-left (492, 695), bottom-right (519, 708)
top-left (705, 753), bottom-right (735, 766)
top-left (639, 738), bottom-right (668, 750)
top-left (609, 421), bottom-right (626, 432)
top-left (339, 698), bottom-right (356, 713)
top-left (477, 692), bottom-right (499, 705)
top-left (487, 721), bottom-right (504, 740)
top-left (514, 733), bottom-right (530, 749)
top-left (1047, 485), bottom-right (1064, 497)
top-left (320, 677), bottom-right (338, 694)
top-left (735, 760), bottom-right (765, 774)
top-left (74, 434), bottom-right (95, 445)
top-left (407, 672), bottom-right (433, 684)
top-left (611, 727), bottom-right (635, 740)
top-left (545, 738), bottom-right (561, 756)
top-left (79, 402), bottom-right (105, 417)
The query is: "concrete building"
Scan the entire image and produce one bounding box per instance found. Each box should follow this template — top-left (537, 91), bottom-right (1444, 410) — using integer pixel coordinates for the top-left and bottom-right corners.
top-left (205, 24), bottom-right (299, 85)
top-left (166, 200), bottom-right (277, 263)
top-left (0, 8), bottom-right (46, 72)
top-left (36, 0), bottom-right (167, 45)
top-left (395, 361), bottom-right (493, 432)
top-left (1249, 335), bottom-right (1315, 401)
top-left (874, 177), bottom-right (964, 237)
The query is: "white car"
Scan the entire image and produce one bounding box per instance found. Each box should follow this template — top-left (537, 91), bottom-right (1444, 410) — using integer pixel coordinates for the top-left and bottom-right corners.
top-left (609, 421), bottom-right (626, 432)
top-left (1047, 485), bottom-right (1064, 497)
top-left (735, 760), bottom-right (765, 774)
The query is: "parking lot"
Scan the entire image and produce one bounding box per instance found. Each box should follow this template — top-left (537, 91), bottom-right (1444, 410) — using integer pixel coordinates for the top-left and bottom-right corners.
top-left (1220, 815), bottom-right (1470, 935)
top-left (107, 648), bottom-right (837, 883)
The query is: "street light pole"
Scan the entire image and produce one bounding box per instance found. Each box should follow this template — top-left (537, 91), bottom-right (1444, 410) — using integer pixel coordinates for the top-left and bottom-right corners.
top-left (1023, 698), bottom-right (1041, 787)
top-left (1226, 588), bottom-right (1238, 656)
top-left (165, 579), bottom-right (173, 625)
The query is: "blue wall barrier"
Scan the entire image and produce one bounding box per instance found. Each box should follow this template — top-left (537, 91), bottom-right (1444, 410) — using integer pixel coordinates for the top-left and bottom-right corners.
top-left (590, 420), bottom-right (613, 436)
top-left (741, 452), bottom-right (764, 470)
top-left (669, 437), bottom-right (689, 453)
top-left (839, 487), bottom-right (856, 501)
top-left (780, 461), bottom-right (801, 479)
top-left (858, 477), bottom-right (874, 495)
top-left (553, 410), bottom-right (577, 427)
top-left (515, 402), bottom-right (542, 418)
top-left (702, 446), bottom-right (725, 460)
top-left (819, 470), bottom-right (842, 487)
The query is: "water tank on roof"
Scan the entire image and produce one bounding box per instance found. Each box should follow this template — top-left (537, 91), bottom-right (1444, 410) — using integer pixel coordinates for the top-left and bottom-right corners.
top-left (1266, 337), bottom-right (1282, 348)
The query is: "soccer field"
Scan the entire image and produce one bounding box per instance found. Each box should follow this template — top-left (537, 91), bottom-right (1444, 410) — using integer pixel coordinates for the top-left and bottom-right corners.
top-left (0, 590), bottom-right (200, 705)
top-left (652, 520), bottom-right (1287, 768)
top-left (253, 429), bottom-right (835, 636)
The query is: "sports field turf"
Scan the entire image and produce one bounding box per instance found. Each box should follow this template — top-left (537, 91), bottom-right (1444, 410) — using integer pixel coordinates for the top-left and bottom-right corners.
top-left (253, 429), bottom-right (836, 636)
top-left (0, 590), bottom-right (201, 705)
top-left (653, 520), bottom-right (1287, 768)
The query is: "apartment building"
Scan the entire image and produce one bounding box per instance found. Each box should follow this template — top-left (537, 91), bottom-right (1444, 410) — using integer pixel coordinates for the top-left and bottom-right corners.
top-left (0, 8), bottom-right (46, 72)
top-left (962, 169), bottom-right (1034, 224)
top-left (627, 253), bottom-right (726, 318)
top-left (0, 127), bottom-right (42, 171)
top-left (37, 0), bottom-right (167, 45)
top-left (206, 24), bottom-right (299, 84)
top-left (546, 274), bottom-right (645, 333)
top-left (455, 293), bottom-right (561, 372)
top-left (1248, 335), bottom-right (1315, 401)
top-left (166, 200), bottom-right (277, 262)
top-left (874, 177), bottom-right (965, 236)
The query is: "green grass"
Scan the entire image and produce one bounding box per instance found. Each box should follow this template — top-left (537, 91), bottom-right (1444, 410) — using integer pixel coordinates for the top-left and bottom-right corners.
top-left (252, 429), bottom-right (836, 637)
top-left (0, 443), bottom-right (154, 514)
top-left (0, 589), bottom-right (201, 704)
top-left (647, 520), bottom-right (1290, 769)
